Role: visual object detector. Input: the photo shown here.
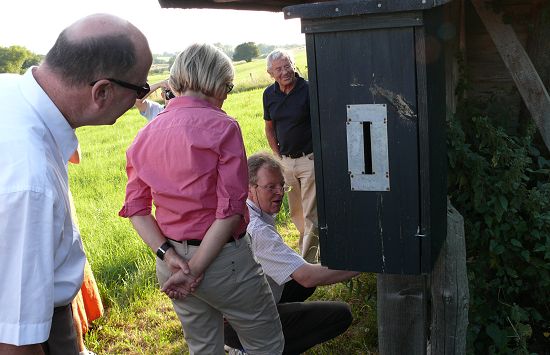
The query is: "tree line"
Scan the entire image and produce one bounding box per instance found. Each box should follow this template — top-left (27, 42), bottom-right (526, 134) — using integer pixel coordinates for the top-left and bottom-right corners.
top-left (1, 42), bottom-right (301, 74)
top-left (0, 46), bottom-right (42, 74)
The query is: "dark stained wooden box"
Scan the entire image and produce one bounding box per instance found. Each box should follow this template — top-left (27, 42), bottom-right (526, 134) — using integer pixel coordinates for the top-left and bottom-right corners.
top-left (285, 0), bottom-right (450, 274)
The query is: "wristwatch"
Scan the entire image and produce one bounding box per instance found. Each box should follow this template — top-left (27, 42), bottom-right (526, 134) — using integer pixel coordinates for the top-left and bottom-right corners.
top-left (156, 241), bottom-right (173, 260)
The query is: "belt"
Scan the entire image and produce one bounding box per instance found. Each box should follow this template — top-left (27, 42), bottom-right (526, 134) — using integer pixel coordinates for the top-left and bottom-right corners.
top-left (282, 151), bottom-right (312, 159)
top-left (169, 232), bottom-right (246, 246)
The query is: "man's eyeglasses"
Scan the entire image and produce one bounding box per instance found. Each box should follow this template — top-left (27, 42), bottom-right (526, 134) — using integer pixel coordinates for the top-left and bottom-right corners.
top-left (226, 83), bottom-right (234, 94)
top-left (90, 78), bottom-right (150, 99)
top-left (255, 184), bottom-right (292, 194)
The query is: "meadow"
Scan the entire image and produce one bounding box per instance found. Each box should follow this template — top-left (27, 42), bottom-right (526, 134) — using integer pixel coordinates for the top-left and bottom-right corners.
top-left (70, 49), bottom-right (378, 354)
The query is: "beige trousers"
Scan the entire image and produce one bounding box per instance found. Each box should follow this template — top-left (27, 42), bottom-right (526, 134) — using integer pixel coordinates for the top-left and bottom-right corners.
top-left (156, 235), bottom-right (284, 355)
top-left (281, 153), bottom-right (319, 263)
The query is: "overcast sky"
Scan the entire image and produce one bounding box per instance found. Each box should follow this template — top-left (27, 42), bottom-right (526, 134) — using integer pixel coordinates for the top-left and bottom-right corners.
top-left (0, 1), bottom-right (305, 55)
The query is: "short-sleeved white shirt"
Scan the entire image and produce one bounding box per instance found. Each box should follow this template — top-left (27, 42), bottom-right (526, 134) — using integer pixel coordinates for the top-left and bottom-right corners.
top-left (0, 68), bottom-right (85, 345)
top-left (246, 200), bottom-right (306, 303)
top-left (139, 100), bottom-right (164, 121)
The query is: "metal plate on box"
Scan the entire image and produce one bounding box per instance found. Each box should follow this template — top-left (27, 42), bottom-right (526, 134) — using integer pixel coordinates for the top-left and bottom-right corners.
top-left (346, 104), bottom-right (390, 191)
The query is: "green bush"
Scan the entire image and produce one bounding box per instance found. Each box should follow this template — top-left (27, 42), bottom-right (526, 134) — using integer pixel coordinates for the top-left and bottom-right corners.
top-left (447, 102), bottom-right (550, 353)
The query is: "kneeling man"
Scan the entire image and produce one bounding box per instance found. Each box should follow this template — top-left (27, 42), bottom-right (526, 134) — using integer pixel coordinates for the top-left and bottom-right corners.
top-left (224, 152), bottom-right (359, 354)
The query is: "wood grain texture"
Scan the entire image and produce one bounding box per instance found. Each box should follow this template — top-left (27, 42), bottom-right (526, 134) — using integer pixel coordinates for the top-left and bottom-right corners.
top-left (470, 0), bottom-right (550, 150)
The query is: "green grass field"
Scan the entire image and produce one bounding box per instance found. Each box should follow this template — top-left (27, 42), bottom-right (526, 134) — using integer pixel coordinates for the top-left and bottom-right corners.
top-left (70, 51), bottom-right (377, 354)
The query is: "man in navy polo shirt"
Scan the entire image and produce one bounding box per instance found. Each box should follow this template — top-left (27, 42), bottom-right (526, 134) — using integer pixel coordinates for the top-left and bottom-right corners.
top-left (263, 49), bottom-right (319, 263)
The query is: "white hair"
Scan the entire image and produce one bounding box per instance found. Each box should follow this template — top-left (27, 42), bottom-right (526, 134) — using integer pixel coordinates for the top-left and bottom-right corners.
top-left (266, 49), bottom-right (295, 72)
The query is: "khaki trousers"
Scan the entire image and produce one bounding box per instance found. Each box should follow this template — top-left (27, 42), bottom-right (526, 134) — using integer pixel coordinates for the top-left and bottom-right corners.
top-left (281, 153), bottom-right (319, 263)
top-left (157, 235), bottom-right (284, 355)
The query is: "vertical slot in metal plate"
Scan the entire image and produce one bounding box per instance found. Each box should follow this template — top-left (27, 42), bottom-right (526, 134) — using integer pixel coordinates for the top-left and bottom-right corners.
top-left (346, 104), bottom-right (390, 191)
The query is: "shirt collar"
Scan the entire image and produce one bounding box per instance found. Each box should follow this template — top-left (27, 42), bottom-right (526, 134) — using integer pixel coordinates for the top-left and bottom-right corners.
top-left (164, 95), bottom-right (226, 114)
top-left (246, 199), bottom-right (276, 226)
top-left (21, 67), bottom-right (78, 163)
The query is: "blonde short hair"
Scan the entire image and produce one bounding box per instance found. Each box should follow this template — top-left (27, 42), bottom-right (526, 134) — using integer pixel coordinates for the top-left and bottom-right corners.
top-left (169, 43), bottom-right (234, 99)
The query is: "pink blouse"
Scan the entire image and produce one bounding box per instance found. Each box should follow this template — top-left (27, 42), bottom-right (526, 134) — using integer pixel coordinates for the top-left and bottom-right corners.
top-left (119, 96), bottom-right (248, 241)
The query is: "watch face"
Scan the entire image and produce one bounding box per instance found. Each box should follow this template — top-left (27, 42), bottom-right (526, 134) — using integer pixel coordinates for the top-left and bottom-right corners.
top-left (156, 248), bottom-right (165, 260)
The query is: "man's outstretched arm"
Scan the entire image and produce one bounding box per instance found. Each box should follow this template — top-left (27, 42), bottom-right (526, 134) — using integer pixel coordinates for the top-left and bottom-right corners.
top-left (291, 263), bottom-right (359, 289)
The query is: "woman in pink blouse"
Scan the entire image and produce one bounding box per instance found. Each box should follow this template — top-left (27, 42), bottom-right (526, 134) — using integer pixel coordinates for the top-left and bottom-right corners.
top-left (119, 43), bottom-right (283, 355)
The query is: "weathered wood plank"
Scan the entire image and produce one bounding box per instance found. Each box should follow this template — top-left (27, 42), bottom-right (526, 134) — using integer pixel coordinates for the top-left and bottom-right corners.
top-left (429, 201), bottom-right (469, 355)
top-left (471, 0), bottom-right (550, 151)
top-left (377, 274), bottom-right (428, 355)
top-left (377, 202), bottom-right (470, 355)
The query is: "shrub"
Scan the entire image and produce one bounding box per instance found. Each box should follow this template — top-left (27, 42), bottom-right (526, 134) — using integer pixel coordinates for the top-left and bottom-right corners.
top-left (447, 102), bottom-right (550, 353)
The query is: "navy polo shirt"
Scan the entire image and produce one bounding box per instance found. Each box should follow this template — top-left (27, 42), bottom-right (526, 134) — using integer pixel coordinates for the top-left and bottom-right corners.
top-left (263, 75), bottom-right (313, 156)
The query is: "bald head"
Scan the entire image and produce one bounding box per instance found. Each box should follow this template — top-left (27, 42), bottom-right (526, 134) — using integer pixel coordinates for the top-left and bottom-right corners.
top-left (66, 13), bottom-right (141, 40)
top-left (44, 13), bottom-right (151, 86)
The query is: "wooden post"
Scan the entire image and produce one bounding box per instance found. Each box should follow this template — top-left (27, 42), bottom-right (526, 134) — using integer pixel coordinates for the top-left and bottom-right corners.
top-left (377, 201), bottom-right (469, 355)
top-left (429, 201), bottom-right (469, 354)
top-left (377, 274), bottom-right (428, 355)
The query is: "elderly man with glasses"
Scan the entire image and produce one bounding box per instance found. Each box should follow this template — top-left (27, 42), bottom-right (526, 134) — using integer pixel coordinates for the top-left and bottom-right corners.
top-left (0, 13), bottom-right (152, 354)
top-left (224, 152), bottom-right (359, 355)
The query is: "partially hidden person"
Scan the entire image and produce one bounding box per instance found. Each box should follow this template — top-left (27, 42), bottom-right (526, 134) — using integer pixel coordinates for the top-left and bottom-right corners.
top-left (224, 152), bottom-right (359, 355)
top-left (263, 49), bottom-right (319, 263)
top-left (134, 79), bottom-right (174, 121)
top-left (68, 147), bottom-right (104, 355)
top-left (119, 43), bottom-right (284, 355)
top-left (0, 13), bottom-right (152, 354)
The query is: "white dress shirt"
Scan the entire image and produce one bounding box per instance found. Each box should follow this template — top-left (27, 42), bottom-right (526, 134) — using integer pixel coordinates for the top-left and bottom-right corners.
top-left (246, 200), bottom-right (306, 303)
top-left (0, 68), bottom-right (85, 345)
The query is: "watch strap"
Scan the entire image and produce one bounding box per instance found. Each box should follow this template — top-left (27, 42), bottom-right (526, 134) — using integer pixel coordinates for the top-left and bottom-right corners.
top-left (156, 241), bottom-right (173, 260)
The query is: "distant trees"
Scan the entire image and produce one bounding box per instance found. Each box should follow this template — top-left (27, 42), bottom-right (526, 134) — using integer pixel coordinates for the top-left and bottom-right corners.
top-left (257, 44), bottom-right (277, 57)
top-left (0, 46), bottom-right (41, 74)
top-left (233, 42), bottom-right (259, 62)
top-left (214, 43), bottom-right (234, 60)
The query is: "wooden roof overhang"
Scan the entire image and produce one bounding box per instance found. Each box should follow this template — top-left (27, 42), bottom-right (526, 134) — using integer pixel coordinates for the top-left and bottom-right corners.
top-left (157, 0), bottom-right (324, 12)
top-left (158, 0), bottom-right (452, 13)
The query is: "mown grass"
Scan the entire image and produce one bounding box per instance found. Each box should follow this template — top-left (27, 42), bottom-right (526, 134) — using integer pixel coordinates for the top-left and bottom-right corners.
top-left (71, 51), bottom-right (377, 354)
